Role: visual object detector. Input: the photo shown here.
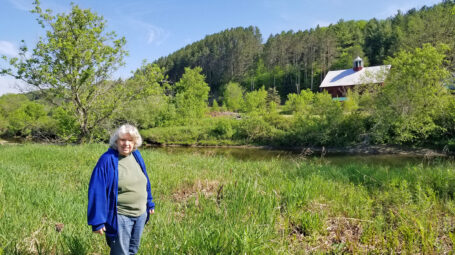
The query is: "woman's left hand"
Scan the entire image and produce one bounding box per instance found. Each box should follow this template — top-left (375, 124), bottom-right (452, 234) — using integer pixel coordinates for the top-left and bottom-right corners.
top-left (149, 209), bottom-right (155, 215)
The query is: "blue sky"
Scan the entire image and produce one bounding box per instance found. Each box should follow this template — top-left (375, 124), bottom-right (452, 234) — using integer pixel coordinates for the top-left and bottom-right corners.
top-left (0, 0), bottom-right (442, 95)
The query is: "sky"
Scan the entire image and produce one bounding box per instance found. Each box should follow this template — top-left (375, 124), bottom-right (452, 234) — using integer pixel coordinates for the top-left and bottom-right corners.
top-left (0, 0), bottom-right (443, 95)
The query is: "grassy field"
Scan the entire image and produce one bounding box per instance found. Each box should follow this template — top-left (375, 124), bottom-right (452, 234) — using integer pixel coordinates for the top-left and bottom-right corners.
top-left (1, 144), bottom-right (455, 254)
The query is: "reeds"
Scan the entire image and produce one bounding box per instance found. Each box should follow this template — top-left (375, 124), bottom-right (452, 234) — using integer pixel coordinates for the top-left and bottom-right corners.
top-left (1, 144), bottom-right (454, 254)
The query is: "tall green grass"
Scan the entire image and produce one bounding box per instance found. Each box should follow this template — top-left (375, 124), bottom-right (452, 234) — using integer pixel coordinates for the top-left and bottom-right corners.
top-left (1, 144), bottom-right (455, 254)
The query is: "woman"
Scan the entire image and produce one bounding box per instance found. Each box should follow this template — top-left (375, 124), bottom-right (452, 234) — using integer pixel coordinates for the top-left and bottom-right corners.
top-left (88, 124), bottom-right (155, 255)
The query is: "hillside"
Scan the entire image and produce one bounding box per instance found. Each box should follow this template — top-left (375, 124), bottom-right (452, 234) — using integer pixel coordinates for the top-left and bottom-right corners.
top-left (152, 1), bottom-right (455, 99)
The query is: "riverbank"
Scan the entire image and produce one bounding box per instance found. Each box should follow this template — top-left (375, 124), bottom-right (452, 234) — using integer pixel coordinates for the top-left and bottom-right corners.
top-left (144, 143), bottom-right (448, 157)
top-left (1, 136), bottom-right (448, 157)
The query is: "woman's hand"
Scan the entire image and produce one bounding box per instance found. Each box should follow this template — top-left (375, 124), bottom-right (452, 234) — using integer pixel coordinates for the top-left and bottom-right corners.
top-left (93, 226), bottom-right (106, 235)
top-left (149, 209), bottom-right (155, 215)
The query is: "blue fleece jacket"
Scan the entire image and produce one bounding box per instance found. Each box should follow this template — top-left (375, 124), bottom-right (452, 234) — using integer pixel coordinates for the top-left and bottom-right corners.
top-left (87, 148), bottom-right (155, 238)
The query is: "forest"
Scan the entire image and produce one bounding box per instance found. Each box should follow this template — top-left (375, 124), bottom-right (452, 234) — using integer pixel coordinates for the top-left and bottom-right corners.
top-left (154, 1), bottom-right (455, 98)
top-left (1, 1), bottom-right (455, 150)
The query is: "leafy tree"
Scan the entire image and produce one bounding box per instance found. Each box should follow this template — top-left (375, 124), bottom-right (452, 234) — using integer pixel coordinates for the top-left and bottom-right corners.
top-left (114, 63), bottom-right (171, 129)
top-left (343, 89), bottom-right (360, 113)
top-left (291, 91), bottom-right (343, 145)
top-left (388, 2), bottom-right (455, 70)
top-left (222, 82), bottom-right (244, 112)
top-left (371, 44), bottom-right (451, 143)
top-left (174, 67), bottom-right (210, 121)
top-left (0, 1), bottom-right (139, 142)
top-left (0, 94), bottom-right (30, 117)
top-left (51, 106), bottom-right (80, 142)
top-left (7, 101), bottom-right (53, 138)
top-left (242, 87), bottom-right (267, 113)
top-left (0, 114), bottom-right (7, 134)
top-left (283, 89), bottom-right (314, 114)
top-left (0, 94), bottom-right (31, 135)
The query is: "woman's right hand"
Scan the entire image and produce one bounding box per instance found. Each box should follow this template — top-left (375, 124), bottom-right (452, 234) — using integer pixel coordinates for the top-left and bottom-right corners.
top-left (93, 226), bottom-right (106, 235)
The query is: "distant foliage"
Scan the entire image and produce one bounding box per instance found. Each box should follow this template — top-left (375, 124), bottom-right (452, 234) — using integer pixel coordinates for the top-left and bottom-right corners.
top-left (283, 90), bottom-right (314, 114)
top-left (242, 87), bottom-right (267, 114)
top-left (173, 67), bottom-right (210, 121)
top-left (155, 26), bottom-right (262, 93)
top-left (266, 87), bottom-right (281, 106)
top-left (2, 1), bottom-right (455, 150)
top-left (222, 82), bottom-right (244, 112)
top-left (211, 100), bottom-right (221, 113)
top-left (114, 64), bottom-right (172, 129)
top-left (51, 106), bottom-right (81, 142)
top-left (0, 94), bottom-right (55, 139)
top-left (153, 1), bottom-right (455, 99)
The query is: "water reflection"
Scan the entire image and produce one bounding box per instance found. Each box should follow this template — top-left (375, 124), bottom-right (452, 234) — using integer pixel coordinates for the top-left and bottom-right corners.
top-left (147, 146), bottom-right (451, 167)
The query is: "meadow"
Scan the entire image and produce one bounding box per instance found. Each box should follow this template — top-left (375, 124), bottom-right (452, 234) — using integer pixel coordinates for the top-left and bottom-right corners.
top-left (1, 144), bottom-right (455, 254)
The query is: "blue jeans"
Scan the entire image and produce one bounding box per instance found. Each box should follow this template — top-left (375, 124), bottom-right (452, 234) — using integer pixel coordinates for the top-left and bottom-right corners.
top-left (106, 212), bottom-right (147, 255)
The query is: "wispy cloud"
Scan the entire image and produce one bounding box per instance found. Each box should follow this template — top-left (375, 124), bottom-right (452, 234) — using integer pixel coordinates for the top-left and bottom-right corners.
top-left (0, 41), bottom-right (19, 57)
top-left (146, 24), bottom-right (169, 45)
top-left (7, 0), bottom-right (33, 11)
top-left (128, 19), bottom-right (170, 46)
top-left (110, 1), bottom-right (170, 46)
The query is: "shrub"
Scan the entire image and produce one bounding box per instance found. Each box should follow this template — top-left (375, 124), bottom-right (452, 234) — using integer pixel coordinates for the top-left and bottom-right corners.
top-left (7, 101), bottom-right (52, 138)
top-left (223, 82), bottom-right (244, 111)
top-left (235, 116), bottom-right (273, 143)
top-left (242, 87), bottom-right (267, 114)
top-left (51, 106), bottom-right (81, 142)
top-left (211, 118), bottom-right (235, 139)
top-left (283, 89), bottom-right (314, 114)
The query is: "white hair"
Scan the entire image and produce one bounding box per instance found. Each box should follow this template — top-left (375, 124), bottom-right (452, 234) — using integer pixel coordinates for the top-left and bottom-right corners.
top-left (109, 124), bottom-right (143, 151)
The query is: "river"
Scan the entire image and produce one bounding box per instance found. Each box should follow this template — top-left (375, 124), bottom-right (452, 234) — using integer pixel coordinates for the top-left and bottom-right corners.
top-left (148, 146), bottom-right (451, 168)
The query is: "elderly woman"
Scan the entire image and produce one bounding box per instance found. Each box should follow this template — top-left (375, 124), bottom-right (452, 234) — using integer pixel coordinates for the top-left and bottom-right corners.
top-left (88, 124), bottom-right (155, 255)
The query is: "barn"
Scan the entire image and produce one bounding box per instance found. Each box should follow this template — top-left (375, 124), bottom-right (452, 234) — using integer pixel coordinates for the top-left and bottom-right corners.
top-left (319, 57), bottom-right (391, 98)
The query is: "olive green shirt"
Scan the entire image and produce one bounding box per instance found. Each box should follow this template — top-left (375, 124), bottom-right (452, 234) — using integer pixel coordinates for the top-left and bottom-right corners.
top-left (117, 153), bottom-right (148, 217)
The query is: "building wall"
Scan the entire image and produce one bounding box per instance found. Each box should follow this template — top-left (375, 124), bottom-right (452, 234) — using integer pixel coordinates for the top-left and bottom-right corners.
top-left (323, 85), bottom-right (354, 98)
top-left (323, 83), bottom-right (384, 98)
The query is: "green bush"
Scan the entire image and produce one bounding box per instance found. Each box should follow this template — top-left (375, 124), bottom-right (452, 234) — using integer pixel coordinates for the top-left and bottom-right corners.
top-left (242, 87), bottom-right (267, 114)
top-left (330, 112), bottom-right (368, 145)
top-left (289, 92), bottom-right (343, 146)
top-left (51, 106), bottom-right (81, 142)
top-left (222, 82), bottom-right (244, 111)
top-left (283, 89), bottom-right (314, 114)
top-left (114, 94), bottom-right (175, 129)
top-left (211, 118), bottom-right (235, 139)
top-left (0, 114), bottom-right (8, 135)
top-left (7, 101), bottom-right (54, 138)
top-left (174, 67), bottom-right (210, 120)
top-left (235, 116), bottom-right (274, 143)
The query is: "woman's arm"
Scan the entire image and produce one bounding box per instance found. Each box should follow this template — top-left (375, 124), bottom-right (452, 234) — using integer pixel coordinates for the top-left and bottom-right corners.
top-left (87, 156), bottom-right (109, 232)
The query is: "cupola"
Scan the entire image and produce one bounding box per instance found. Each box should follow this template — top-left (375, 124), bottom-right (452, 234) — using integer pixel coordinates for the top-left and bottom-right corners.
top-left (353, 56), bottom-right (363, 71)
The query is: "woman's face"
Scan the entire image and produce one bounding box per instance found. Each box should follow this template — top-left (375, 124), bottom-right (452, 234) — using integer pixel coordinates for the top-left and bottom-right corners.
top-left (116, 133), bottom-right (135, 156)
